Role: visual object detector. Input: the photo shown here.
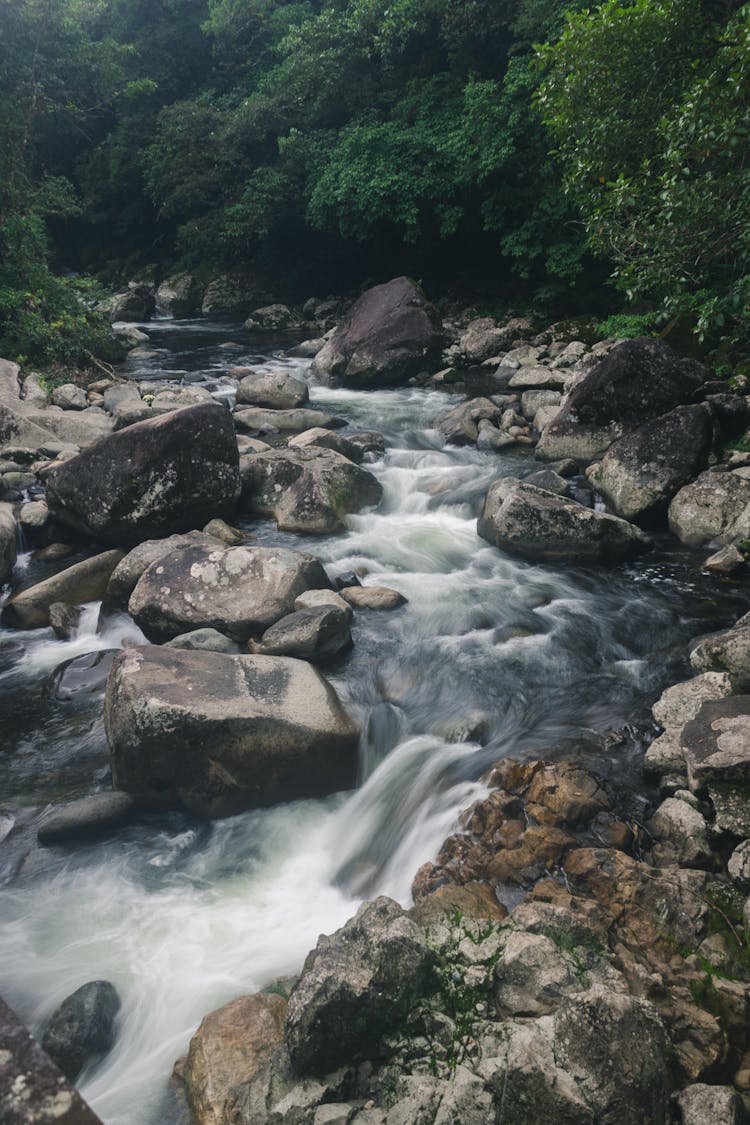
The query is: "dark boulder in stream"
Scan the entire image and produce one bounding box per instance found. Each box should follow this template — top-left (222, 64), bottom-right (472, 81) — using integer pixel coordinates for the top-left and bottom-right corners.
top-left (105, 646), bottom-right (360, 816)
top-left (477, 478), bottom-right (651, 565)
top-left (42, 980), bottom-right (121, 1082)
top-left (310, 276), bottom-right (443, 387)
top-left (1, 550), bottom-right (124, 630)
top-left (45, 402), bottom-right (240, 548)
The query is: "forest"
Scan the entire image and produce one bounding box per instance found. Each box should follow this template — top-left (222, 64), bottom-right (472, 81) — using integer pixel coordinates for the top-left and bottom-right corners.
top-left (1, 0), bottom-right (749, 367)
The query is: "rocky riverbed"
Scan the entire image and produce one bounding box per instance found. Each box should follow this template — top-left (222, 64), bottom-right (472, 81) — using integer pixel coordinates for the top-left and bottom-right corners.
top-left (1, 277), bottom-right (750, 1124)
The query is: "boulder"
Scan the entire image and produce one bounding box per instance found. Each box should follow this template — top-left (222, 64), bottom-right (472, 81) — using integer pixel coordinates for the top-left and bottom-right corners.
top-left (669, 470), bottom-right (750, 547)
top-left (241, 447), bottom-right (382, 534)
top-left (309, 277), bottom-right (443, 388)
top-left (128, 543), bottom-right (331, 642)
top-left (284, 897), bottom-right (431, 1075)
top-left (681, 696), bottom-right (750, 788)
top-left (294, 589), bottom-right (353, 617)
top-left (51, 384), bottom-right (87, 411)
top-left (25, 408), bottom-right (113, 448)
top-left (0, 402), bottom-right (68, 454)
top-left (234, 407), bottom-right (343, 435)
top-left (201, 275), bottom-right (267, 316)
top-left (244, 304), bottom-right (302, 331)
top-left (690, 615), bottom-right (750, 690)
top-left (165, 628), bottom-right (242, 655)
top-left (537, 337), bottom-right (707, 462)
top-left (49, 602), bottom-right (84, 639)
top-left (288, 427), bottom-right (365, 463)
top-left (435, 398), bottom-right (503, 445)
top-left (184, 993), bottom-right (287, 1125)
top-left (509, 365), bottom-right (568, 391)
top-left (652, 672), bottom-right (734, 730)
top-left (18, 499), bottom-right (49, 531)
top-left (339, 586), bottom-right (407, 610)
top-left (202, 518), bottom-right (245, 545)
top-left (588, 404), bottom-right (714, 523)
top-left (649, 796), bottom-right (712, 867)
top-left (674, 1084), bottom-right (747, 1125)
top-left (104, 530), bottom-right (221, 610)
top-left (105, 646), bottom-right (360, 815)
top-left (0, 501), bottom-right (17, 582)
top-left (156, 273), bottom-right (204, 318)
top-left (1, 549), bottom-right (124, 629)
top-left (235, 369), bottom-right (309, 410)
top-left (456, 318), bottom-right (516, 363)
top-left (0, 997), bottom-right (103, 1124)
top-left (493, 931), bottom-right (580, 1017)
top-left (477, 478), bottom-right (651, 565)
top-left (255, 605), bottom-right (352, 661)
top-left (727, 841), bottom-right (750, 889)
top-left (102, 383), bottom-right (141, 414)
top-left (37, 793), bottom-right (134, 845)
top-left (45, 402), bottom-right (240, 548)
top-left (108, 288), bottom-right (153, 322)
top-left (42, 981), bottom-right (121, 1082)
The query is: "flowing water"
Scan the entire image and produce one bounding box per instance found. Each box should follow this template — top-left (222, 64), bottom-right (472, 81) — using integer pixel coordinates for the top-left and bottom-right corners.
top-left (0, 318), bottom-right (747, 1123)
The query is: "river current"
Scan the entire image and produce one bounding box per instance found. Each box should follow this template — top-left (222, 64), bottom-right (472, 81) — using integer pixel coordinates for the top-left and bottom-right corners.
top-left (0, 318), bottom-right (747, 1123)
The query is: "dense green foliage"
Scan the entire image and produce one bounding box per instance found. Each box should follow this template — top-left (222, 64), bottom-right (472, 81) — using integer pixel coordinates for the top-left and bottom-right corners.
top-left (1, 0), bottom-right (748, 364)
top-left (538, 0), bottom-right (750, 340)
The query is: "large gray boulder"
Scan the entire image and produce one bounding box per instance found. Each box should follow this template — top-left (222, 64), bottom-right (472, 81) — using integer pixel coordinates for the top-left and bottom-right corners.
top-left (42, 981), bottom-right (121, 1082)
top-left (26, 408), bottom-right (113, 448)
top-left (45, 402), bottom-right (240, 547)
top-left (155, 273), bottom-right (204, 317)
top-left (477, 478), bottom-right (651, 565)
top-left (674, 1084), bottom-right (747, 1125)
top-left (0, 997), bottom-right (103, 1125)
top-left (690, 614), bottom-right (750, 690)
top-left (104, 530), bottom-right (222, 610)
top-left (105, 646), bottom-right (360, 815)
top-left (244, 304), bottom-right (302, 332)
top-left (233, 406), bottom-right (342, 435)
top-left (284, 897), bottom-right (431, 1075)
top-left (241, 447), bottom-right (382, 534)
top-left (310, 277), bottom-right (442, 387)
top-left (1, 550), bottom-right (124, 629)
top-left (0, 501), bottom-right (16, 583)
top-left (588, 403), bottom-right (714, 523)
top-left (668, 470), bottom-right (750, 547)
top-left (235, 369), bottom-right (309, 410)
top-left (537, 337), bottom-right (707, 461)
top-left (456, 317), bottom-right (517, 363)
top-left (128, 543), bottom-right (332, 642)
top-left (681, 696), bottom-right (750, 788)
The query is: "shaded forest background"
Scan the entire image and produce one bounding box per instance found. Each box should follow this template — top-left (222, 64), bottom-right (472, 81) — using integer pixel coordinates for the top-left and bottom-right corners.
top-left (1, 0), bottom-right (748, 365)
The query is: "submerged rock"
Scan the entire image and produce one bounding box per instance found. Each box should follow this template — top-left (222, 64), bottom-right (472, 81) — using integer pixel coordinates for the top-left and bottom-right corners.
top-left (42, 981), bottom-right (121, 1082)
top-left (105, 646), bottom-right (360, 815)
top-left (310, 277), bottom-right (443, 388)
top-left (477, 478), bottom-right (651, 565)
top-left (37, 793), bottom-right (134, 845)
top-left (128, 543), bottom-right (331, 642)
top-left (241, 446), bottom-right (382, 534)
top-left (45, 402), bottom-right (240, 548)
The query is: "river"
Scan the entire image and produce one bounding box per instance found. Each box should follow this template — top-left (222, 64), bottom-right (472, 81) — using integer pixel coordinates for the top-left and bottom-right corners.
top-left (0, 317), bottom-right (747, 1123)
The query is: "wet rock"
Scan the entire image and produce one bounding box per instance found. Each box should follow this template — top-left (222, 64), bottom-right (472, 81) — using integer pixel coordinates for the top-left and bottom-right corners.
top-left (235, 369), bottom-right (309, 410)
top-left (105, 646), bottom-right (360, 815)
top-left (107, 288), bottom-right (152, 322)
top-left (653, 671), bottom-right (734, 730)
top-left (477, 478), bottom-right (651, 565)
top-left (288, 426), bottom-right (365, 463)
top-left (0, 996), bottom-right (103, 1124)
top-left (51, 384), bottom-right (87, 411)
top-left (287, 338), bottom-right (325, 358)
top-left (553, 986), bottom-right (671, 1123)
top-left (1, 549), bottom-right (123, 629)
top-left (345, 431), bottom-right (386, 460)
top-left (37, 792), bottom-right (134, 845)
top-left (255, 605), bottom-right (352, 662)
top-left (241, 447), bottom-right (382, 534)
top-left (48, 601), bottom-right (83, 639)
top-left (690, 617), bottom-right (750, 690)
top-left (669, 470), bottom-right (750, 547)
top-left (244, 304), bottom-right (302, 332)
top-left (681, 697), bottom-right (750, 788)
top-left (339, 586), bottom-right (407, 610)
top-left (184, 993), bottom-right (287, 1125)
top-left (45, 402), bottom-right (240, 548)
top-left (525, 762), bottom-right (612, 827)
top-left (19, 499), bottom-right (49, 531)
top-left (523, 468), bottom-right (569, 495)
top-left (588, 404), bottom-right (714, 523)
top-left (201, 275), bottom-right (266, 316)
top-left (476, 421), bottom-right (518, 451)
top-left (165, 628), bottom-right (242, 655)
top-left (104, 530), bottom-right (220, 610)
top-left (674, 1083), bottom-right (748, 1124)
top-left (704, 544), bottom-right (746, 574)
top-left (234, 406), bottom-right (344, 435)
top-left (435, 397), bottom-right (502, 445)
top-left (644, 729), bottom-right (686, 778)
top-left (47, 650), bottom-right (117, 702)
top-left (201, 518), bottom-right (245, 545)
top-left (156, 273), bottom-right (204, 318)
top-left (129, 543), bottom-right (331, 642)
top-left (409, 882), bottom-right (508, 927)
top-left (310, 277), bottom-right (443, 388)
top-left (727, 841), bottom-right (750, 889)
top-left (0, 500), bottom-right (17, 582)
top-left (42, 981), bottom-right (121, 1082)
top-left (432, 710), bottom-right (491, 745)
top-left (285, 897), bottom-right (431, 1075)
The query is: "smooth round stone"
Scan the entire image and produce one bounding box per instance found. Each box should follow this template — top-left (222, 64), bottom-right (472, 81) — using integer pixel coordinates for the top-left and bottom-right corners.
top-left (339, 586), bottom-right (407, 610)
top-left (37, 792), bottom-right (134, 844)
